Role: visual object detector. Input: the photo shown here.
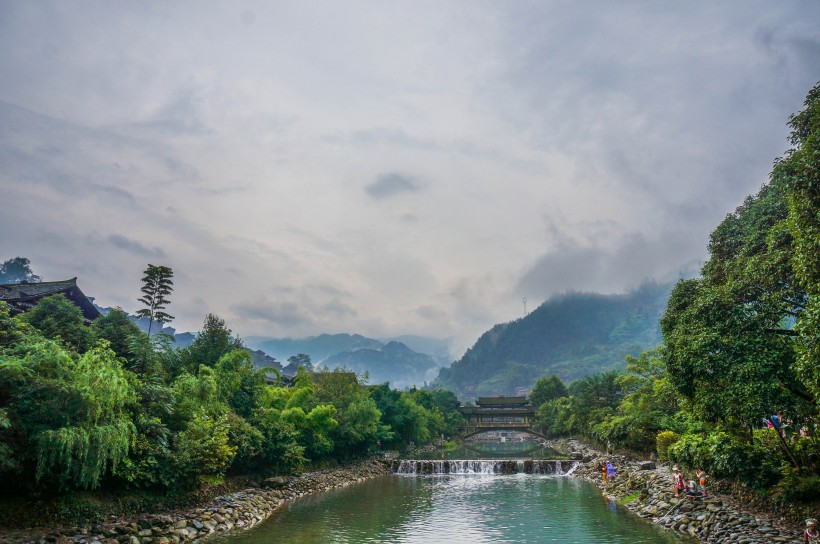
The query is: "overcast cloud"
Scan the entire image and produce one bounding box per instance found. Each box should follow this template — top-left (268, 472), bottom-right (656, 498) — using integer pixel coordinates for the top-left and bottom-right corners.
top-left (1, 1), bottom-right (818, 356)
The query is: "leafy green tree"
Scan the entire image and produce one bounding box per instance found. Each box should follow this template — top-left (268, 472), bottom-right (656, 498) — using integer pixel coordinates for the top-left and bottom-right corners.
top-left (590, 349), bottom-right (681, 451)
top-left (1, 340), bottom-right (136, 489)
top-left (313, 369), bottom-right (380, 456)
top-left (529, 375), bottom-right (569, 409)
top-left (178, 314), bottom-right (244, 376)
top-left (214, 350), bottom-right (267, 418)
top-left (781, 82), bottom-right (820, 399)
top-left (661, 179), bottom-right (810, 429)
top-left (174, 411), bottom-right (236, 482)
top-left (91, 307), bottom-right (143, 360)
top-left (135, 264), bottom-right (174, 336)
top-left (0, 257), bottom-right (41, 284)
top-left (22, 294), bottom-right (94, 353)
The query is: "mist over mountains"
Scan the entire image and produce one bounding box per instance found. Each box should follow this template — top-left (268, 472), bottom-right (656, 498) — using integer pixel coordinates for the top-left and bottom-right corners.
top-left (244, 333), bottom-right (452, 389)
top-left (434, 281), bottom-right (674, 399)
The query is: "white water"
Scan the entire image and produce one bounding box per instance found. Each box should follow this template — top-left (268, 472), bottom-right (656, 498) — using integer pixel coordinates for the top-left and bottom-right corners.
top-left (394, 459), bottom-right (581, 475)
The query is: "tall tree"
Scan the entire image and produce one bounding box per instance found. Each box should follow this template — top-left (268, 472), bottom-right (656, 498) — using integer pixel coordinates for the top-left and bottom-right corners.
top-left (135, 265), bottom-right (174, 336)
top-left (0, 257), bottom-right (41, 284)
top-left (781, 82), bottom-right (820, 399)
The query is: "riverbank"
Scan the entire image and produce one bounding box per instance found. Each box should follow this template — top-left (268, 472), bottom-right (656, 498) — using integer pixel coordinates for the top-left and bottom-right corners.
top-left (557, 439), bottom-right (806, 544)
top-left (0, 459), bottom-right (391, 544)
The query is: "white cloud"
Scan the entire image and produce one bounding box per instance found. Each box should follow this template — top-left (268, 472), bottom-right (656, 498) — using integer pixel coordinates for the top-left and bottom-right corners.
top-left (0, 1), bottom-right (818, 354)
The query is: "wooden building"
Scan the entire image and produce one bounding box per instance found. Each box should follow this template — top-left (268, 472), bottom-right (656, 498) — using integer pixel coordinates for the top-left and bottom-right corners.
top-left (459, 396), bottom-right (536, 428)
top-left (0, 278), bottom-right (101, 323)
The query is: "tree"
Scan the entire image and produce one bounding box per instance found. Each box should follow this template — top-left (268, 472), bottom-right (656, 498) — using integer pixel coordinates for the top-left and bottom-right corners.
top-left (661, 178), bottom-right (811, 429)
top-left (91, 307), bottom-right (143, 360)
top-left (1, 340), bottom-right (136, 489)
top-left (135, 265), bottom-right (174, 336)
top-left (23, 294), bottom-right (94, 353)
top-left (178, 314), bottom-right (243, 375)
top-left (781, 82), bottom-right (820, 399)
top-left (0, 257), bottom-right (41, 284)
top-left (285, 353), bottom-right (313, 373)
top-left (529, 375), bottom-right (569, 409)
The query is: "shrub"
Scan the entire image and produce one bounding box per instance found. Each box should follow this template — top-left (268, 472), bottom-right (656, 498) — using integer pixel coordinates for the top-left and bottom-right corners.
top-left (656, 430), bottom-right (680, 461)
top-left (173, 412), bottom-right (236, 483)
top-left (668, 431), bottom-right (783, 489)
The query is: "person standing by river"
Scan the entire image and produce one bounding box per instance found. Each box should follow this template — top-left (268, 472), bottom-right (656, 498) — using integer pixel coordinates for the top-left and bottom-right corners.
top-left (805, 519), bottom-right (818, 543)
top-left (673, 466), bottom-right (685, 497)
top-left (606, 462), bottom-right (616, 483)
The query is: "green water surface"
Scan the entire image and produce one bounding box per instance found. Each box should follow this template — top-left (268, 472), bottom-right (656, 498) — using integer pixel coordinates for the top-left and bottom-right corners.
top-left (213, 474), bottom-right (693, 543)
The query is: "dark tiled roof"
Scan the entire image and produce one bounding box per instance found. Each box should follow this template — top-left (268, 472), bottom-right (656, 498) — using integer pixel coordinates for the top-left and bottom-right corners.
top-left (0, 278), bottom-right (79, 299)
top-left (0, 278), bottom-right (101, 322)
top-left (476, 396), bottom-right (529, 406)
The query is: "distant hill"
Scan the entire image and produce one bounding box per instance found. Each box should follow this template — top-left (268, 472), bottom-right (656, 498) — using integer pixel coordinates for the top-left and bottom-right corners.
top-left (244, 333), bottom-right (447, 389)
top-left (382, 335), bottom-right (453, 365)
top-left (434, 281), bottom-right (673, 398)
top-left (244, 333), bottom-right (384, 363)
top-left (323, 341), bottom-right (440, 389)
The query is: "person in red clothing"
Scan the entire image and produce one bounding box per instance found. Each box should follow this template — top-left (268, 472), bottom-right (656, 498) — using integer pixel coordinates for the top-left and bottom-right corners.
top-left (672, 465), bottom-right (685, 497)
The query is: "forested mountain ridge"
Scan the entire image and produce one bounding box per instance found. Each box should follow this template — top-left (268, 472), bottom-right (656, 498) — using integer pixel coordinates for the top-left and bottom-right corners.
top-left (435, 281), bottom-right (673, 397)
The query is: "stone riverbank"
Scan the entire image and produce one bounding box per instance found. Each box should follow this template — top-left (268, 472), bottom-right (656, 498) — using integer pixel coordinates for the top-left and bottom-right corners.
top-left (560, 439), bottom-right (806, 544)
top-left (0, 460), bottom-right (391, 544)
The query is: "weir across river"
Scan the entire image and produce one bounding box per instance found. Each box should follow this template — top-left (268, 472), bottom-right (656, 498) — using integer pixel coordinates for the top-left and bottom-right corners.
top-left (393, 459), bottom-right (581, 475)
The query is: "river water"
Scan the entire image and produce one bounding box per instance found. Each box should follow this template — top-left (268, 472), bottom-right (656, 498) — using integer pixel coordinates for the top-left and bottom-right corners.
top-left (213, 471), bottom-right (692, 543)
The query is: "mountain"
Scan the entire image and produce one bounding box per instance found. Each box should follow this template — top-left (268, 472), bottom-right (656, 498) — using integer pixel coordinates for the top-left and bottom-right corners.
top-left (434, 281), bottom-right (673, 398)
top-left (244, 333), bottom-right (384, 363)
top-left (381, 335), bottom-right (453, 365)
top-left (323, 341), bottom-right (440, 389)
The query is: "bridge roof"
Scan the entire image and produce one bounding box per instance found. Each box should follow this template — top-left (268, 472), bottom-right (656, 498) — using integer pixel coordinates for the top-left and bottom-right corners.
top-left (476, 396), bottom-right (529, 406)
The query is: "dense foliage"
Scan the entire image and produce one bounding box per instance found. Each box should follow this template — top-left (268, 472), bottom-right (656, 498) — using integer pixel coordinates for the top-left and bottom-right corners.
top-left (0, 290), bottom-right (460, 495)
top-left (435, 281), bottom-right (672, 397)
top-left (536, 83), bottom-right (820, 499)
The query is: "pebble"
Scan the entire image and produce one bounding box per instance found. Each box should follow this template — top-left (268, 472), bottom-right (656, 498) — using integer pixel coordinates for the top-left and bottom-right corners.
top-left (562, 439), bottom-right (808, 544)
top-left (1, 460), bottom-right (391, 544)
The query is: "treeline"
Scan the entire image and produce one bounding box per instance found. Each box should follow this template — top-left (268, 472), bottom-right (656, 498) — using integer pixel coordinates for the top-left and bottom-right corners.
top-left (534, 83), bottom-right (820, 502)
top-left (0, 269), bottom-right (461, 494)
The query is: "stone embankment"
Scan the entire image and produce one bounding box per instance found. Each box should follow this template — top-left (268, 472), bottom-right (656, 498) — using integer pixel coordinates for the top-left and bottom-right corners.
top-left (0, 460), bottom-right (390, 544)
top-left (563, 440), bottom-right (803, 544)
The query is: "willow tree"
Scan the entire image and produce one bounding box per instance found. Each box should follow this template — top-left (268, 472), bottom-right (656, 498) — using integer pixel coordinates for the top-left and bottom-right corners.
top-left (1, 340), bottom-right (136, 489)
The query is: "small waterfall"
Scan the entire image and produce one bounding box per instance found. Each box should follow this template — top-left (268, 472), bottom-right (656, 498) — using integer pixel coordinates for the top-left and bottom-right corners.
top-left (393, 459), bottom-right (582, 475)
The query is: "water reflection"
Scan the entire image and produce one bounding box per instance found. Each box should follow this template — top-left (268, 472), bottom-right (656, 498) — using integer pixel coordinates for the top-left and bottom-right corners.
top-left (214, 475), bottom-right (694, 544)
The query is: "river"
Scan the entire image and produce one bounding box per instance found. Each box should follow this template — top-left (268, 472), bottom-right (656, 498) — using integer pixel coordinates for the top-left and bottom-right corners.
top-left (212, 468), bottom-right (693, 543)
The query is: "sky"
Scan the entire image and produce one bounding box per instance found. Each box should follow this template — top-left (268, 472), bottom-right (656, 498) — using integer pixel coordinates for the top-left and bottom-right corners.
top-left (1, 1), bottom-right (819, 356)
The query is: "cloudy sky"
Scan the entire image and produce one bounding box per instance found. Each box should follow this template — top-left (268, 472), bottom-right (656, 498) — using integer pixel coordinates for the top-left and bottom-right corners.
top-left (1, 1), bottom-right (818, 355)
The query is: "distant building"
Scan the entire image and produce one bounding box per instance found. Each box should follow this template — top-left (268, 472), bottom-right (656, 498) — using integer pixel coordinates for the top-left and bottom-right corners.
top-left (0, 278), bottom-right (101, 323)
top-left (515, 387), bottom-right (530, 398)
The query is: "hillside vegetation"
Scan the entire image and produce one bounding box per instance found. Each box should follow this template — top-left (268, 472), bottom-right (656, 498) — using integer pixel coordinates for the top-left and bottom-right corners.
top-left (435, 281), bottom-right (672, 397)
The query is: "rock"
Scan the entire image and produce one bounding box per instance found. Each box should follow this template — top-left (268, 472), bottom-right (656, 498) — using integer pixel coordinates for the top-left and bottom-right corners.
top-left (638, 461), bottom-right (656, 470)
